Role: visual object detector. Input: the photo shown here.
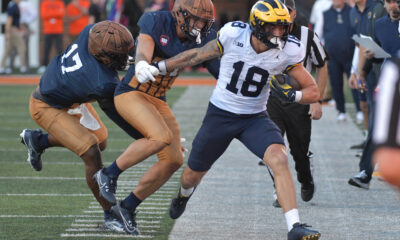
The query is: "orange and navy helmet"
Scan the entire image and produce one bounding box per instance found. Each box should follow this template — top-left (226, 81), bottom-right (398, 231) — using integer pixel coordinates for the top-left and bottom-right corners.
top-left (249, 0), bottom-right (291, 49)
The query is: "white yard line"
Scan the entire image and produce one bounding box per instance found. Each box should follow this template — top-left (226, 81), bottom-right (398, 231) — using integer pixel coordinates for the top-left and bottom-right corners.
top-left (60, 233), bottom-right (153, 238)
top-left (2, 193), bottom-right (92, 196)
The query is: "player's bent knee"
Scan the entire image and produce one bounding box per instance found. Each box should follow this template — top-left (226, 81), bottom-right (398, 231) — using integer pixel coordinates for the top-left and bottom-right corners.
top-left (81, 144), bottom-right (102, 169)
top-left (153, 129), bottom-right (174, 145)
top-left (182, 166), bottom-right (206, 186)
top-left (264, 145), bottom-right (289, 172)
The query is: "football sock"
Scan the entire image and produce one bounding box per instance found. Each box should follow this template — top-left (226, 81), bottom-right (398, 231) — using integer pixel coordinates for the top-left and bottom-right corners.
top-left (104, 209), bottom-right (112, 218)
top-left (38, 133), bottom-right (50, 151)
top-left (285, 208), bottom-right (300, 231)
top-left (104, 161), bottom-right (123, 180)
top-left (180, 186), bottom-right (194, 197)
top-left (123, 192), bottom-right (142, 212)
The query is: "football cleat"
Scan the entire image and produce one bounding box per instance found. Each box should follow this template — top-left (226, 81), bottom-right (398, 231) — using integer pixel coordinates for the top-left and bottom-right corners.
top-left (20, 129), bottom-right (44, 171)
top-left (288, 223), bottom-right (321, 240)
top-left (111, 201), bottom-right (139, 235)
top-left (301, 179), bottom-right (315, 202)
top-left (94, 168), bottom-right (117, 205)
top-left (272, 199), bottom-right (281, 208)
top-left (169, 187), bottom-right (195, 219)
top-left (104, 211), bottom-right (124, 232)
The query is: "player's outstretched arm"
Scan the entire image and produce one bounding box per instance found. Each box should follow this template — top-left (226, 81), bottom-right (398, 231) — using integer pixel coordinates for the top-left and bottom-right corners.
top-left (288, 64), bottom-right (320, 104)
top-left (164, 39), bottom-right (222, 71)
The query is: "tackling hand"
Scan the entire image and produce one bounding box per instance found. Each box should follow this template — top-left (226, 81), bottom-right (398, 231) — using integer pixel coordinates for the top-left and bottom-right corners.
top-left (135, 60), bottom-right (160, 83)
top-left (269, 74), bottom-right (298, 103)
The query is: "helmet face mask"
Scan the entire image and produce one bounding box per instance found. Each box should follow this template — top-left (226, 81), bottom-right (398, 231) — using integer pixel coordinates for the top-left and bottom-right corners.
top-left (173, 0), bottom-right (215, 43)
top-left (88, 21), bottom-right (134, 71)
top-left (249, 0), bottom-right (291, 49)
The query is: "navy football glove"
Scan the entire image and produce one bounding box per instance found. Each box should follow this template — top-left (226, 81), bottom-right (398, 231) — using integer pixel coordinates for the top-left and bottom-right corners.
top-left (269, 74), bottom-right (299, 103)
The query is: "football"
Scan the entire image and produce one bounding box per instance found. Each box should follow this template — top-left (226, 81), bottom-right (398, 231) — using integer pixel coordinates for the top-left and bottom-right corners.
top-left (275, 74), bottom-right (301, 90)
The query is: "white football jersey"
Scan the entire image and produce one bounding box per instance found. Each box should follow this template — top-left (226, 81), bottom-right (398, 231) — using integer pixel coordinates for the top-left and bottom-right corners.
top-left (210, 21), bottom-right (305, 114)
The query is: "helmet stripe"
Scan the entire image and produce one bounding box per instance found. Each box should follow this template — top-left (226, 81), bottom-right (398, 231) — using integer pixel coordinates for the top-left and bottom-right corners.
top-left (274, 0), bottom-right (284, 10)
top-left (264, 0), bottom-right (278, 9)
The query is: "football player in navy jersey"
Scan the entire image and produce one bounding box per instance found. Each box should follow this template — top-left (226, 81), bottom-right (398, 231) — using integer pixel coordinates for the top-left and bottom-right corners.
top-left (93, 0), bottom-right (220, 235)
top-left (139, 0), bottom-right (322, 239)
top-left (20, 21), bottom-right (136, 232)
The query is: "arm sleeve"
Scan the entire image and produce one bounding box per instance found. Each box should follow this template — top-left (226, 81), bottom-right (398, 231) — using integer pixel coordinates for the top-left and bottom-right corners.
top-left (351, 46), bottom-right (359, 74)
top-left (373, 60), bottom-right (400, 148)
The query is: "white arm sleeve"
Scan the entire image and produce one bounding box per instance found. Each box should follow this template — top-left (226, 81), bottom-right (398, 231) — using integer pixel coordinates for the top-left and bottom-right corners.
top-left (351, 46), bottom-right (359, 74)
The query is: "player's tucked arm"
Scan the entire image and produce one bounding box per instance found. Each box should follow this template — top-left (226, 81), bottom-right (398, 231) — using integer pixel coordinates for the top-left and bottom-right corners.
top-left (288, 64), bottom-right (320, 104)
top-left (164, 39), bottom-right (222, 71)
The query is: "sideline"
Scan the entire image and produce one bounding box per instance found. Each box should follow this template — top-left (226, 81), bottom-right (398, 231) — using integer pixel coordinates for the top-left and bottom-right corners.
top-left (0, 75), bottom-right (216, 86)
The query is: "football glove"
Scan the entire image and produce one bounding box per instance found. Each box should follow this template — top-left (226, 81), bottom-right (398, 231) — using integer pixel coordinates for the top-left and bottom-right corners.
top-left (135, 60), bottom-right (160, 83)
top-left (269, 74), bottom-right (301, 103)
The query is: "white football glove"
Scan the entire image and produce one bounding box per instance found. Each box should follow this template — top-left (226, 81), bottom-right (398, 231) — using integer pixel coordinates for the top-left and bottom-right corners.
top-left (135, 60), bottom-right (160, 83)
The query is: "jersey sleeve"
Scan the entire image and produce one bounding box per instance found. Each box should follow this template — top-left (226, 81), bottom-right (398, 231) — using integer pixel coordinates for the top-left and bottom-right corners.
top-left (310, 31), bottom-right (328, 67)
top-left (373, 59), bottom-right (400, 148)
top-left (217, 21), bottom-right (247, 55)
top-left (137, 12), bottom-right (156, 37)
top-left (283, 36), bottom-right (306, 72)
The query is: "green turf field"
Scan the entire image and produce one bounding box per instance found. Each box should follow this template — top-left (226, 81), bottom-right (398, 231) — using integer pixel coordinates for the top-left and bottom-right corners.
top-left (0, 85), bottom-right (187, 240)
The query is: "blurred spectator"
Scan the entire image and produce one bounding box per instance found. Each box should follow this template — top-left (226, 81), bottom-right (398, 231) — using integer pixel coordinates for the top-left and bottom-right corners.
top-left (347, 0), bottom-right (378, 189)
top-left (9, 0), bottom-right (37, 72)
top-left (144, 0), bottom-right (170, 12)
top-left (310, 0), bottom-right (334, 102)
top-left (369, 0), bottom-right (400, 58)
top-left (122, 0), bottom-right (143, 38)
top-left (310, 0), bottom-right (332, 37)
top-left (67, 0), bottom-right (90, 43)
top-left (37, 0), bottom-right (65, 74)
top-left (323, 0), bottom-right (362, 122)
top-left (0, 0), bottom-right (27, 74)
top-left (89, 0), bottom-right (105, 24)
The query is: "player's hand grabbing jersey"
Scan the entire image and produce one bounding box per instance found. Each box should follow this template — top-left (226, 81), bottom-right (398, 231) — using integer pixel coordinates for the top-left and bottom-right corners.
top-left (120, 11), bottom-right (218, 98)
top-left (210, 21), bottom-right (305, 115)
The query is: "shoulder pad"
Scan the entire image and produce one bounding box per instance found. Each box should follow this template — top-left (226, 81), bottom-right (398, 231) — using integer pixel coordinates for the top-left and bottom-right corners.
top-left (283, 35), bottom-right (306, 63)
top-left (219, 21), bottom-right (249, 39)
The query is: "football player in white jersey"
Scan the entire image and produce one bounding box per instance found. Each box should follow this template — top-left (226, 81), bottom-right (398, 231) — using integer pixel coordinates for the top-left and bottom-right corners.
top-left (148, 0), bottom-right (321, 239)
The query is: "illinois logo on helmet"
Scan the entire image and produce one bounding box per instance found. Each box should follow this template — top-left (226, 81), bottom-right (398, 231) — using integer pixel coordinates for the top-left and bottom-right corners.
top-left (249, 0), bottom-right (291, 50)
top-left (172, 0), bottom-right (215, 44)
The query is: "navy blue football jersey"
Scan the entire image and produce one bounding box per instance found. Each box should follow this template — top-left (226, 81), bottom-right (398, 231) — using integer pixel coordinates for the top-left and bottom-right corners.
top-left (117, 11), bottom-right (219, 98)
top-left (39, 24), bottom-right (120, 108)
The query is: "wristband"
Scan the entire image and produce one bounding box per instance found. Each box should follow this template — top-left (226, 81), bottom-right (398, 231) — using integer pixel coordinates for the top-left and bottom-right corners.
top-left (157, 60), bottom-right (167, 73)
top-left (294, 91), bottom-right (302, 103)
